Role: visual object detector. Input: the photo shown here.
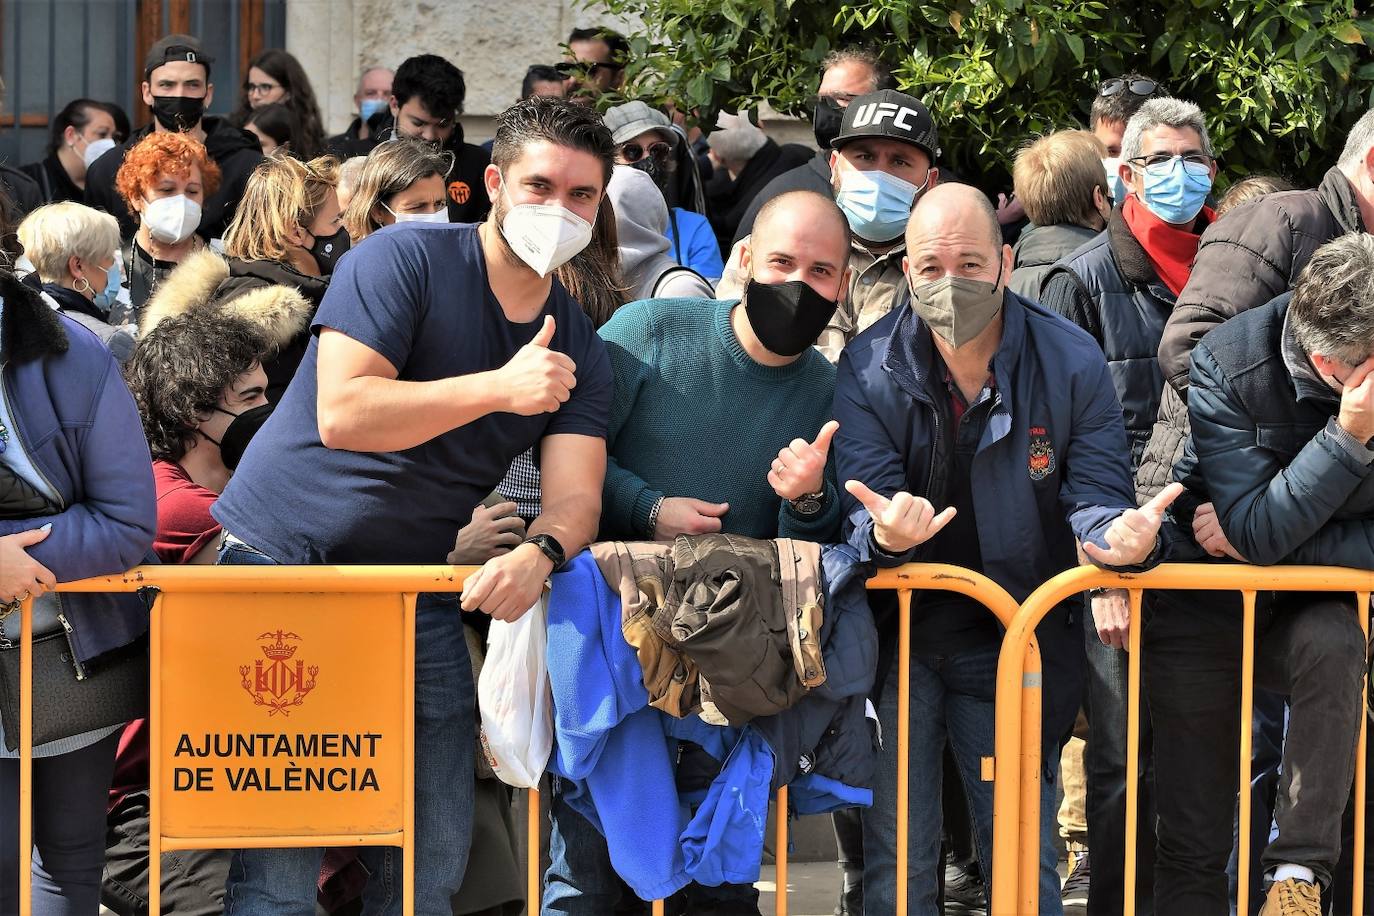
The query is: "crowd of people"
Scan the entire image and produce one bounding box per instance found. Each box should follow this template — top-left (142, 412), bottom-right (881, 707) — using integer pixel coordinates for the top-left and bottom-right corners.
top-left (0, 21), bottom-right (1371, 916)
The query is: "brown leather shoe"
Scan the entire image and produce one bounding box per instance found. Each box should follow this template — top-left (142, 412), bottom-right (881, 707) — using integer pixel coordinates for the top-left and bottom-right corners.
top-left (1257, 878), bottom-right (1322, 916)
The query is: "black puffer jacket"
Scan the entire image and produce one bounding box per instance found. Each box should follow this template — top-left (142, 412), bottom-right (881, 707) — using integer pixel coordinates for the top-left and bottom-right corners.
top-left (1039, 205), bottom-right (1184, 470)
top-left (1159, 167), bottom-right (1364, 393)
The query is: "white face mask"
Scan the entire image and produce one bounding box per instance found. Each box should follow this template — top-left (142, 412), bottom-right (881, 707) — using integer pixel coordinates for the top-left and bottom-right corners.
top-left (497, 182), bottom-right (594, 278)
top-left (382, 201), bottom-right (449, 225)
top-left (143, 194), bottom-right (202, 245)
top-left (81, 137), bottom-right (116, 169)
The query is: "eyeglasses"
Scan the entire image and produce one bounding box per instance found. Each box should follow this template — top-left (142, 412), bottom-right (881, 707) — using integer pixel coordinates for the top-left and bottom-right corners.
top-left (619, 141), bottom-right (672, 165)
top-left (245, 81), bottom-right (282, 96)
top-left (1126, 152), bottom-right (1212, 175)
top-left (1099, 77), bottom-right (1158, 98)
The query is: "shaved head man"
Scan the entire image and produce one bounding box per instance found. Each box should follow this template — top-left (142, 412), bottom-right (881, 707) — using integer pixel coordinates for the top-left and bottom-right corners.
top-left (833, 181), bottom-right (1176, 914)
top-left (550, 190), bottom-right (853, 915)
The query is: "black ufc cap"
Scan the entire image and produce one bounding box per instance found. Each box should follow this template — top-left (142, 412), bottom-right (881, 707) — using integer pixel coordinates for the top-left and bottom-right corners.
top-left (831, 89), bottom-right (941, 161)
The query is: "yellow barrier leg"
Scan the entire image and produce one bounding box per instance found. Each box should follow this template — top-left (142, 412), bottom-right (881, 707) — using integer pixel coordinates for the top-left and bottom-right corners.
top-left (651, 898), bottom-right (665, 915)
top-left (19, 597), bottom-right (33, 916)
top-left (149, 594), bottom-right (164, 916)
top-left (528, 787), bottom-right (542, 913)
top-left (775, 785), bottom-right (789, 916)
top-left (1017, 643), bottom-right (1043, 916)
top-left (897, 589), bottom-right (912, 914)
top-left (403, 593), bottom-right (417, 916)
top-left (1123, 590), bottom-right (1144, 916)
top-left (1236, 591), bottom-right (1257, 916)
top-left (1354, 592), bottom-right (1369, 916)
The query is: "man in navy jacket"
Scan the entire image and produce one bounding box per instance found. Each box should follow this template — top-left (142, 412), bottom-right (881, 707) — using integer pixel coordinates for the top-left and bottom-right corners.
top-left (833, 183), bottom-right (1176, 916)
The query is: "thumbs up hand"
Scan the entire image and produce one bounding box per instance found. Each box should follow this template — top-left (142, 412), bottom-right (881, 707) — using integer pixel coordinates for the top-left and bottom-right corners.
top-left (844, 479), bottom-right (956, 555)
top-left (1082, 482), bottom-right (1183, 567)
top-left (498, 315), bottom-right (578, 416)
top-left (770, 420), bottom-right (839, 501)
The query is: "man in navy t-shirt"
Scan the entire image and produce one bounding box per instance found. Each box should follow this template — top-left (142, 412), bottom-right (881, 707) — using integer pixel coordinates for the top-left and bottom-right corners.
top-left (212, 97), bottom-right (616, 916)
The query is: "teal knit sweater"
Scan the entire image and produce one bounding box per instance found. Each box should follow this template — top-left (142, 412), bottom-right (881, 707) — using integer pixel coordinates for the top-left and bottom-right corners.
top-left (598, 296), bottom-right (841, 542)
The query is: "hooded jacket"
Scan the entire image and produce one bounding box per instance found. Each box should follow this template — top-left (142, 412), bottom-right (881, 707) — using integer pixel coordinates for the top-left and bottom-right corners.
top-left (1008, 222), bottom-right (1099, 300)
top-left (546, 544), bottom-right (876, 900)
top-left (0, 270), bottom-right (155, 665)
top-left (833, 291), bottom-right (1152, 738)
top-left (84, 117), bottom-right (265, 241)
top-left (140, 249), bottom-right (315, 403)
top-left (607, 166), bottom-right (712, 301)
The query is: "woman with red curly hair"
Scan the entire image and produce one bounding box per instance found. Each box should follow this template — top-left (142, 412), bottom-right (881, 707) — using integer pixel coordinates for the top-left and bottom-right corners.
top-left (113, 131), bottom-right (221, 322)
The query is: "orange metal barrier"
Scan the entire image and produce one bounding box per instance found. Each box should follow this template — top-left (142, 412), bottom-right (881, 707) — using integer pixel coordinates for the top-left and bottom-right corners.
top-left (11, 562), bottom-right (1042, 916)
top-left (995, 564), bottom-right (1372, 916)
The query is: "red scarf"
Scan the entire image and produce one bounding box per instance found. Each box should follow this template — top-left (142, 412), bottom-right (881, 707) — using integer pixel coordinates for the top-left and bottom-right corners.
top-left (1122, 195), bottom-right (1215, 296)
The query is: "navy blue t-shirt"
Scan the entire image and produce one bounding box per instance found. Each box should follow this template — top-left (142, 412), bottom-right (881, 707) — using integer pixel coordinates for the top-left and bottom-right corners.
top-left (212, 223), bottom-right (612, 564)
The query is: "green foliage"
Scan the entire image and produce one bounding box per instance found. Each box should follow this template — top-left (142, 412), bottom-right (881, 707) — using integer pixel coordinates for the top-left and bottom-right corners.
top-left (597, 0), bottom-right (1374, 190)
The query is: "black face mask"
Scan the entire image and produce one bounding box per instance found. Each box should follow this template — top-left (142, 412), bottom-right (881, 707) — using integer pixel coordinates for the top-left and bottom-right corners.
top-left (307, 227), bottom-right (351, 275)
top-left (629, 157), bottom-right (670, 192)
top-left (743, 278), bottom-right (839, 358)
top-left (813, 97), bottom-right (845, 150)
top-left (201, 403), bottom-right (273, 471)
top-left (150, 95), bottom-right (206, 132)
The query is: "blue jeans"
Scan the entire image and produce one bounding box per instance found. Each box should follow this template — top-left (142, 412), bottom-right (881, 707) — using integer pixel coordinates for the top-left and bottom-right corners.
top-left (0, 730), bottom-right (120, 916)
top-left (217, 538), bottom-right (475, 916)
top-left (862, 642), bottom-right (1062, 916)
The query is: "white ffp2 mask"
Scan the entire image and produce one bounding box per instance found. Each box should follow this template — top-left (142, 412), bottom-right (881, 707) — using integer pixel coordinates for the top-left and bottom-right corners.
top-left (498, 183), bottom-right (594, 278)
top-left (143, 194), bottom-right (202, 245)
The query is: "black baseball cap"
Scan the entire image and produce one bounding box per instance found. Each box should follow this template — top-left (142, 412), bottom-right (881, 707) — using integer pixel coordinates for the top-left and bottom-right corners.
top-left (144, 34), bottom-right (213, 80)
top-left (831, 89), bottom-right (941, 161)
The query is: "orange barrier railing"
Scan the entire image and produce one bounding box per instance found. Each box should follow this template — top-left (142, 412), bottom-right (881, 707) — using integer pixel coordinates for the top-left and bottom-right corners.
top-left (11, 562), bottom-right (1044, 916)
top-left (995, 564), bottom-right (1372, 916)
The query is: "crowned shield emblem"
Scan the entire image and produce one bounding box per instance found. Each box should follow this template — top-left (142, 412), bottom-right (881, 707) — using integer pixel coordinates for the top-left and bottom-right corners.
top-left (240, 630), bottom-right (319, 716)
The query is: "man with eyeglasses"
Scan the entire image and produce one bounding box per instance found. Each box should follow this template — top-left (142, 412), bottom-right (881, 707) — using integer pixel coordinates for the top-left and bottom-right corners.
top-left (559, 27), bottom-right (628, 102)
top-left (369, 54), bottom-right (491, 225)
top-left (1091, 74), bottom-right (1163, 201)
top-left (604, 100), bottom-right (723, 282)
top-left (1039, 96), bottom-right (1220, 916)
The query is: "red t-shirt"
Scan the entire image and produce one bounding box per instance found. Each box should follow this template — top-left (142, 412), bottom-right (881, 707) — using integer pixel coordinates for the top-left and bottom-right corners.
top-left (110, 461), bottom-right (222, 812)
top-left (152, 459), bottom-right (222, 564)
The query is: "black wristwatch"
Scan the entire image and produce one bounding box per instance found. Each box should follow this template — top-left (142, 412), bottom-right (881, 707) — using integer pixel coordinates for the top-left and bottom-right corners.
top-left (524, 533), bottom-right (567, 571)
top-left (789, 489), bottom-right (829, 518)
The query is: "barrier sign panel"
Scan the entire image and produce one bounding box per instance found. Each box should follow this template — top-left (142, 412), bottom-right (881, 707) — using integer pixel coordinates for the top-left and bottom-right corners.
top-left (155, 591), bottom-right (408, 838)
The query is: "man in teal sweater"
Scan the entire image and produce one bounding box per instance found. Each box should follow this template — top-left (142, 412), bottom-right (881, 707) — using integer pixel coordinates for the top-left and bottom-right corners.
top-left (542, 190), bottom-right (854, 916)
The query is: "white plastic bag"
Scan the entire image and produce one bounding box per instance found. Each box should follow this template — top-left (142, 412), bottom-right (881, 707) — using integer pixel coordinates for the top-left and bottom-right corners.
top-left (477, 595), bottom-right (553, 788)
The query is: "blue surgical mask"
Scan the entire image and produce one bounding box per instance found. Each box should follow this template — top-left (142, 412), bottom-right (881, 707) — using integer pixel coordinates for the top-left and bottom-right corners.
top-left (1102, 157), bottom-right (1126, 204)
top-left (88, 254), bottom-right (122, 314)
top-left (835, 168), bottom-right (927, 243)
top-left (1138, 156), bottom-right (1213, 225)
top-left (360, 98), bottom-right (388, 123)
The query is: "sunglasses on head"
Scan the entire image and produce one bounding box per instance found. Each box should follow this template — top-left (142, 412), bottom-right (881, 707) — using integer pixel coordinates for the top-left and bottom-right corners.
top-left (1099, 77), bottom-right (1158, 98)
top-left (620, 141), bottom-right (672, 165)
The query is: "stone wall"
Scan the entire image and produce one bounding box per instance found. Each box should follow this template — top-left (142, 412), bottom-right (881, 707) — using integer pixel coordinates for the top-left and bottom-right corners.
top-left (285, 0), bottom-right (809, 147)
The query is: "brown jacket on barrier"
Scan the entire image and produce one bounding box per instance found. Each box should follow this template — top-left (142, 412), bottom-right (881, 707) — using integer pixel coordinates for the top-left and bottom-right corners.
top-left (591, 534), bottom-right (825, 725)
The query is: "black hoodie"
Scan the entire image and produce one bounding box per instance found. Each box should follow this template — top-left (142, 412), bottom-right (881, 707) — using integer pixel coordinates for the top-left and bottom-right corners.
top-left (84, 115), bottom-right (265, 241)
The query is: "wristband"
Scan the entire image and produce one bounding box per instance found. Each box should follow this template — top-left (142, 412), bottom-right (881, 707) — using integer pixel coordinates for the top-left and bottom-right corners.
top-left (646, 496), bottom-right (666, 538)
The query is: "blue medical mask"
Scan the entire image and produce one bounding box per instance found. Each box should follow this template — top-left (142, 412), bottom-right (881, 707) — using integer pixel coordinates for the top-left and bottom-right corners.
top-left (81, 254), bottom-right (121, 314)
top-left (835, 168), bottom-right (927, 243)
top-left (1102, 157), bottom-right (1126, 204)
top-left (360, 98), bottom-right (388, 123)
top-left (1138, 156), bottom-right (1213, 225)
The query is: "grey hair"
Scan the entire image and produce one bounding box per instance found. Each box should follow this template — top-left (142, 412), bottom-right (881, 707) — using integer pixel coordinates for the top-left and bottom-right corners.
top-left (1121, 97), bottom-right (1213, 163)
top-left (820, 47), bottom-right (895, 92)
top-left (1337, 108), bottom-right (1374, 173)
top-left (16, 202), bottom-right (120, 284)
top-left (1289, 233), bottom-right (1374, 364)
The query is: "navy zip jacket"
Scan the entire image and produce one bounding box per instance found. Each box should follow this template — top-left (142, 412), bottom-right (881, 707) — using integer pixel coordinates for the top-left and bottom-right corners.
top-left (833, 290), bottom-right (1151, 739)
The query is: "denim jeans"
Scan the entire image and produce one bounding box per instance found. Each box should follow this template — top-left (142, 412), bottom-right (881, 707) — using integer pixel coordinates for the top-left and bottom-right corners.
top-left (0, 729), bottom-right (121, 916)
top-left (542, 774), bottom-right (761, 915)
top-left (1083, 600), bottom-right (1157, 916)
top-left (217, 537), bottom-right (475, 916)
top-left (861, 642), bottom-right (1062, 916)
top-left (1145, 591), bottom-right (1366, 915)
